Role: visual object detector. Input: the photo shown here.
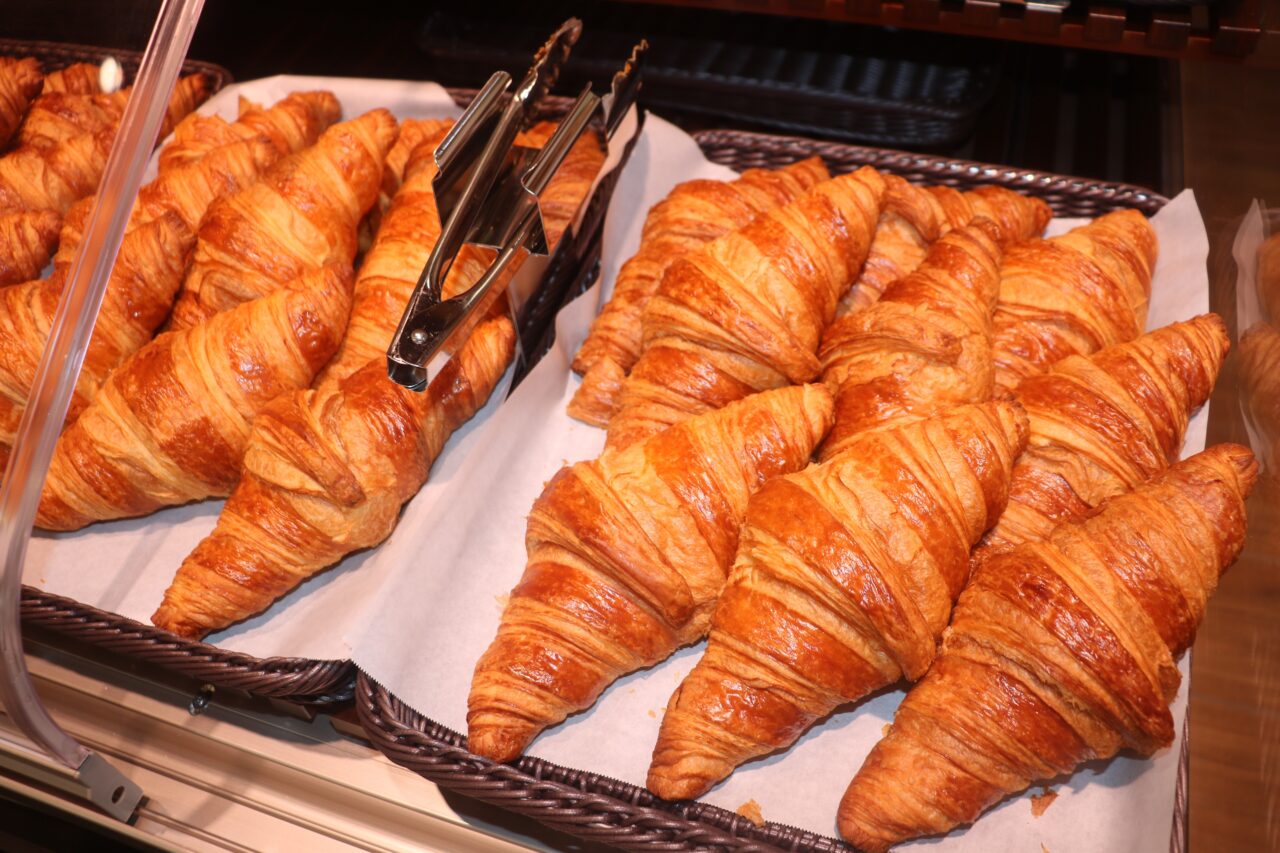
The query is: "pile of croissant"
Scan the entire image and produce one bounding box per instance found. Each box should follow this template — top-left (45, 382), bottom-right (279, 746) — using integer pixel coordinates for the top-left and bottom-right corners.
top-left (467, 156), bottom-right (1254, 849)
top-left (0, 59), bottom-right (605, 638)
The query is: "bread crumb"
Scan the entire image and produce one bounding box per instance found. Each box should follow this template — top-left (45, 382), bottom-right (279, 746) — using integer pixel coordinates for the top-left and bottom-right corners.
top-left (494, 592), bottom-right (510, 610)
top-left (736, 799), bottom-right (765, 827)
top-left (1041, 844), bottom-right (1051, 853)
top-left (1030, 787), bottom-right (1058, 817)
top-left (881, 723), bottom-right (892, 737)
top-left (647, 709), bottom-right (656, 718)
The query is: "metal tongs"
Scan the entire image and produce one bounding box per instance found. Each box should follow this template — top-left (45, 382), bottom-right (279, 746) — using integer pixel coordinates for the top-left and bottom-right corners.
top-left (387, 19), bottom-right (646, 390)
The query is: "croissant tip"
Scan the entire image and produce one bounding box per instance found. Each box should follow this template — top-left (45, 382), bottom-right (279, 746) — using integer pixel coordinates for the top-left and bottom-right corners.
top-left (150, 604), bottom-right (208, 641)
top-left (645, 765), bottom-right (714, 801)
top-left (836, 810), bottom-right (893, 853)
top-left (466, 724), bottom-right (533, 764)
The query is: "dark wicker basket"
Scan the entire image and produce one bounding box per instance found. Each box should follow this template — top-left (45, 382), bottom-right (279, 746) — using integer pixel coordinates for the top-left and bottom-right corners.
top-left (16, 83), bottom-right (637, 707)
top-left (354, 129), bottom-right (1183, 852)
top-left (0, 37), bottom-right (233, 96)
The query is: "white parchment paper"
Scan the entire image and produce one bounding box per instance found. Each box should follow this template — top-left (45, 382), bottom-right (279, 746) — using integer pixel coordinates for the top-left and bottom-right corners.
top-left (350, 123), bottom-right (1212, 853)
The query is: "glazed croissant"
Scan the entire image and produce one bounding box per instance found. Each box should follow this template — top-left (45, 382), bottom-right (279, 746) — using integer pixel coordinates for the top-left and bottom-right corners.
top-left (468, 383), bottom-right (836, 763)
top-left (36, 263), bottom-right (352, 531)
top-left (0, 210), bottom-right (194, 462)
top-left (0, 57), bottom-right (43, 147)
top-left (568, 157), bottom-right (829, 426)
top-left (152, 314), bottom-right (516, 639)
top-left (41, 63), bottom-right (101, 95)
top-left (646, 400), bottom-right (1029, 801)
top-left (168, 108), bottom-right (395, 330)
top-left (838, 443), bottom-right (1257, 852)
top-left (0, 75), bottom-right (209, 214)
top-left (838, 178), bottom-right (1052, 315)
top-left (993, 208), bottom-right (1157, 392)
top-left (604, 167), bottom-right (885, 450)
top-left (975, 313), bottom-right (1228, 560)
top-left (818, 219), bottom-right (1003, 461)
top-left (158, 91), bottom-right (341, 174)
top-left (0, 209), bottom-right (61, 286)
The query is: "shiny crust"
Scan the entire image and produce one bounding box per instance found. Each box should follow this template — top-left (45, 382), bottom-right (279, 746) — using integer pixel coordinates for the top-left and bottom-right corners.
top-left (646, 401), bottom-right (1028, 801)
top-left (468, 384), bottom-right (835, 763)
top-left (0, 208), bottom-right (60, 286)
top-left (151, 314), bottom-right (516, 639)
top-left (0, 57), bottom-right (43, 147)
top-left (604, 167), bottom-right (885, 450)
top-left (167, 108), bottom-right (396, 330)
top-left (819, 220), bottom-right (1003, 461)
top-left (35, 263), bottom-right (352, 530)
top-left (568, 157), bottom-right (829, 425)
top-left (993, 209), bottom-right (1157, 392)
top-left (837, 179), bottom-right (1051, 316)
top-left (837, 444), bottom-right (1256, 852)
top-left (976, 314), bottom-right (1228, 560)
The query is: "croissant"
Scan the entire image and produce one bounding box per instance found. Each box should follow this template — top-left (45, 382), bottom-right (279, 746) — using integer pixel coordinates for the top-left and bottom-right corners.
top-left (152, 314), bottom-right (516, 639)
top-left (35, 263), bottom-right (352, 531)
top-left (158, 91), bottom-right (341, 174)
top-left (0, 208), bottom-right (60, 286)
top-left (1238, 322), bottom-right (1280, 452)
top-left (646, 400), bottom-right (1028, 800)
top-left (468, 383), bottom-right (835, 762)
top-left (838, 443), bottom-right (1257, 852)
top-left (0, 57), bottom-right (42, 148)
top-left (568, 157), bottom-right (829, 426)
top-left (993, 208), bottom-right (1157, 392)
top-left (41, 63), bottom-right (101, 95)
top-left (167, 108), bottom-right (395, 330)
top-left (604, 167), bottom-right (885, 450)
top-left (0, 75), bottom-right (209, 214)
top-left (837, 179), bottom-right (1052, 315)
top-left (0, 209), bottom-right (194, 465)
top-left (17, 74), bottom-right (208, 149)
top-left (818, 219), bottom-right (1003, 461)
top-left (975, 313), bottom-right (1228, 561)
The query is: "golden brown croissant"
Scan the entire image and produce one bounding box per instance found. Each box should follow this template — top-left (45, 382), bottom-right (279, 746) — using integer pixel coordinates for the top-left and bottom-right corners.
top-left (0, 209), bottom-right (194, 464)
top-left (152, 314), bottom-right (516, 639)
top-left (35, 263), bottom-right (352, 531)
top-left (568, 157), bottom-right (830, 426)
top-left (468, 383), bottom-right (836, 763)
top-left (158, 91), bottom-right (341, 174)
top-left (838, 443), bottom-right (1257, 852)
top-left (18, 75), bottom-right (208, 148)
top-left (837, 179), bottom-right (1052, 315)
top-left (0, 75), bottom-right (208, 214)
top-left (818, 220), bottom-right (1003, 461)
top-left (167, 108), bottom-right (396, 330)
top-left (975, 313), bottom-right (1228, 561)
top-left (993, 208), bottom-right (1156, 392)
top-left (1236, 322), bottom-right (1280, 458)
top-left (0, 208), bottom-right (60, 286)
top-left (604, 167), bottom-right (885, 450)
top-left (647, 400), bottom-right (1029, 801)
top-left (0, 57), bottom-right (43, 148)
top-left (41, 63), bottom-right (100, 95)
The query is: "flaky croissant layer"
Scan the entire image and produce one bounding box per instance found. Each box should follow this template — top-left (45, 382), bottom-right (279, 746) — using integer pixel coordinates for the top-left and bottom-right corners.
top-left (838, 443), bottom-right (1256, 852)
top-left (646, 399), bottom-right (1028, 801)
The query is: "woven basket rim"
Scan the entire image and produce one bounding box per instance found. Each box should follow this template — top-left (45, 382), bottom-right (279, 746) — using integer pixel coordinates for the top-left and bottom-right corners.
top-left (0, 36), bottom-right (233, 91)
